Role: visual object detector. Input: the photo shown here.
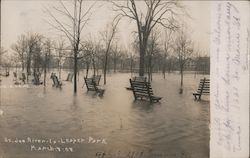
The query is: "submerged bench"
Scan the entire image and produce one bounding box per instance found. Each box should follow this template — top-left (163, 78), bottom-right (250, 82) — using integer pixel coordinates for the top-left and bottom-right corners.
top-left (84, 77), bottom-right (104, 96)
top-left (65, 73), bottom-right (74, 82)
top-left (193, 78), bottom-right (210, 100)
top-left (126, 76), bottom-right (147, 90)
top-left (50, 73), bottom-right (62, 88)
top-left (92, 75), bottom-right (101, 86)
top-left (129, 79), bottom-right (162, 103)
top-left (33, 73), bottom-right (43, 85)
top-left (20, 73), bottom-right (26, 83)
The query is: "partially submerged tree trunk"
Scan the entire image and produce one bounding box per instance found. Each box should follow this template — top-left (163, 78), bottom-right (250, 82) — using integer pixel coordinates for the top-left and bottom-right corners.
top-left (163, 53), bottom-right (167, 79)
top-left (44, 53), bottom-right (47, 86)
top-left (74, 50), bottom-right (77, 93)
top-left (180, 66), bottom-right (183, 94)
top-left (175, 27), bottom-right (194, 94)
top-left (101, 18), bottom-right (120, 85)
top-left (103, 49), bottom-right (109, 84)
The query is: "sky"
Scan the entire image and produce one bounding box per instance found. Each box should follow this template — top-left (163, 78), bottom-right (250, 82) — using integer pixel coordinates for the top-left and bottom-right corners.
top-left (1, 0), bottom-right (211, 55)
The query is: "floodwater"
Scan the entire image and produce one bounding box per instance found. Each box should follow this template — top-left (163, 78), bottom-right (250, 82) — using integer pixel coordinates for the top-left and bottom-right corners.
top-left (0, 70), bottom-right (209, 158)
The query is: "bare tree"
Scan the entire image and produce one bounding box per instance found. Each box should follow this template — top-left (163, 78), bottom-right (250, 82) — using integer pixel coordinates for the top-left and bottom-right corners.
top-left (12, 32), bottom-right (44, 82)
top-left (111, 42), bottom-right (122, 73)
top-left (0, 47), bottom-right (10, 73)
top-left (55, 39), bottom-right (67, 79)
top-left (43, 38), bottom-right (54, 86)
top-left (92, 40), bottom-right (102, 76)
top-left (11, 35), bottom-right (27, 71)
top-left (162, 29), bottom-right (173, 79)
top-left (112, 0), bottom-right (182, 76)
top-left (46, 0), bottom-right (95, 93)
top-left (25, 32), bottom-right (44, 81)
top-left (146, 29), bottom-right (161, 82)
top-left (81, 40), bottom-right (94, 78)
top-left (100, 19), bottom-right (120, 84)
top-left (174, 28), bottom-right (194, 94)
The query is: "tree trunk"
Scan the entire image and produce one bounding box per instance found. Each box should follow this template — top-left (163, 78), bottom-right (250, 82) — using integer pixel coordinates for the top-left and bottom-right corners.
top-left (163, 53), bottom-right (166, 79)
top-left (113, 58), bottom-right (117, 73)
top-left (130, 57), bottom-right (133, 76)
top-left (92, 58), bottom-right (96, 76)
top-left (22, 60), bottom-right (24, 71)
top-left (180, 66), bottom-right (183, 94)
top-left (58, 60), bottom-right (61, 79)
top-left (26, 57), bottom-right (31, 82)
top-left (139, 46), bottom-right (145, 76)
top-left (181, 69), bottom-right (183, 87)
top-left (103, 50), bottom-right (108, 85)
top-left (44, 53), bottom-right (47, 86)
top-left (86, 63), bottom-right (89, 78)
top-left (74, 51), bottom-right (77, 93)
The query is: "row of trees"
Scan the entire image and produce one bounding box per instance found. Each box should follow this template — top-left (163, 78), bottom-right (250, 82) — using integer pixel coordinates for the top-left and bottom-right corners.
top-left (3, 0), bottom-right (210, 94)
top-left (8, 28), bottom-right (209, 82)
top-left (44, 0), bottom-right (186, 93)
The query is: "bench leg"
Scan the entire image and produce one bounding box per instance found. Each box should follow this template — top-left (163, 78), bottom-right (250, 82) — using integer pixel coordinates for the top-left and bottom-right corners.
top-left (194, 95), bottom-right (197, 100)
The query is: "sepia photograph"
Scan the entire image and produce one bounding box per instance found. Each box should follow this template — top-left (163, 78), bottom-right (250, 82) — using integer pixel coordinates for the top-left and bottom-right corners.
top-left (2, 0), bottom-right (246, 158)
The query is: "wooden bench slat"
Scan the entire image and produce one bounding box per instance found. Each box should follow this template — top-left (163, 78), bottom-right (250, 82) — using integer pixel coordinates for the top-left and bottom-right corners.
top-left (50, 73), bottom-right (62, 88)
top-left (193, 78), bottom-right (210, 100)
top-left (84, 77), bottom-right (105, 96)
top-left (130, 78), bottom-right (161, 103)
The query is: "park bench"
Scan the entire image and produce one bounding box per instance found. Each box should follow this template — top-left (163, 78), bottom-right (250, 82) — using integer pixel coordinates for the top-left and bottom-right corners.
top-left (126, 76), bottom-right (147, 90)
top-left (50, 73), bottom-right (62, 88)
top-left (129, 79), bottom-right (162, 103)
top-left (193, 78), bottom-right (210, 100)
top-left (65, 73), bottom-right (74, 82)
top-left (13, 72), bottom-right (17, 80)
top-left (84, 77), bottom-right (104, 96)
top-left (92, 75), bottom-right (101, 86)
top-left (19, 73), bottom-right (26, 84)
top-left (13, 72), bottom-right (21, 84)
top-left (33, 73), bottom-right (43, 85)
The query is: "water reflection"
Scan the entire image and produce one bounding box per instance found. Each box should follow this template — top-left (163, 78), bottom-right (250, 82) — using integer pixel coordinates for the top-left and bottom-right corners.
top-left (131, 101), bottom-right (160, 113)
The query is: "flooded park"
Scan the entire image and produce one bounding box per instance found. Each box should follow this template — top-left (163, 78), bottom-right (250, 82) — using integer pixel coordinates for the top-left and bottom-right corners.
top-left (0, 70), bottom-right (209, 158)
top-left (0, 0), bottom-right (211, 157)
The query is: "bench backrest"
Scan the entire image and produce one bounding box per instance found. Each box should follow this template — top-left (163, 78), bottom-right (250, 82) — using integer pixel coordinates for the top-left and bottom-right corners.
top-left (129, 79), bottom-right (153, 98)
top-left (84, 77), bottom-right (98, 91)
top-left (66, 73), bottom-right (74, 81)
top-left (51, 74), bottom-right (60, 87)
top-left (92, 75), bottom-right (101, 85)
top-left (132, 76), bottom-right (147, 82)
top-left (197, 78), bottom-right (210, 94)
top-left (53, 76), bottom-right (60, 86)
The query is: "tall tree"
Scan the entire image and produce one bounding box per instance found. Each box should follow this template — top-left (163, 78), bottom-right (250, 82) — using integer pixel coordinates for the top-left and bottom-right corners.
top-left (26, 32), bottom-right (44, 81)
top-left (146, 29), bottom-right (160, 82)
top-left (55, 39), bottom-right (67, 79)
top-left (43, 38), bottom-right (54, 86)
top-left (162, 29), bottom-right (173, 79)
top-left (100, 19), bottom-right (120, 84)
top-left (81, 40), bottom-right (94, 78)
top-left (174, 28), bottom-right (194, 94)
top-left (11, 35), bottom-right (27, 71)
top-left (112, 0), bottom-right (182, 76)
top-left (46, 0), bottom-right (95, 93)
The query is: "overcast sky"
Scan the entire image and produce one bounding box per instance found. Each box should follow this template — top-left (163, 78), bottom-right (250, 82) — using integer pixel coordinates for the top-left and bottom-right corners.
top-left (1, 0), bottom-right (211, 55)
